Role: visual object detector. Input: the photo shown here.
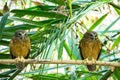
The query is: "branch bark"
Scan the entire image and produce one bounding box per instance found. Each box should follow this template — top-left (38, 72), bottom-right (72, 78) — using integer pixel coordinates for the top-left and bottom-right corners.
top-left (0, 59), bottom-right (120, 67)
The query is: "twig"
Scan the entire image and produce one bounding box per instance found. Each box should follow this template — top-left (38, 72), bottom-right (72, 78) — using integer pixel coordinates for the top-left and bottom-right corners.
top-left (0, 59), bottom-right (120, 67)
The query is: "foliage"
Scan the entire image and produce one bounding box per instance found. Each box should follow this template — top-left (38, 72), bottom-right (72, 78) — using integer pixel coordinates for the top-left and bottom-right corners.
top-left (0, 0), bottom-right (120, 80)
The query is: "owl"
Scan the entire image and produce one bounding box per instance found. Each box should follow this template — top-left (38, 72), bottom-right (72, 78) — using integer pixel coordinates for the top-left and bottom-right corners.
top-left (9, 30), bottom-right (31, 70)
top-left (79, 31), bottom-right (102, 71)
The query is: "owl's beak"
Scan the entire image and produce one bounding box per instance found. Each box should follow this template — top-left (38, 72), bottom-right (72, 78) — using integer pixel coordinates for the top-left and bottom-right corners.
top-left (91, 36), bottom-right (97, 40)
top-left (21, 34), bottom-right (26, 40)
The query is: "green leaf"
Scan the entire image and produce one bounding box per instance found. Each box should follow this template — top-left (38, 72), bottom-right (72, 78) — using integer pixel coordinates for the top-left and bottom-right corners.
top-left (0, 40), bottom-right (9, 46)
top-left (100, 70), bottom-right (112, 80)
top-left (11, 10), bottom-right (67, 19)
top-left (0, 74), bottom-right (10, 77)
top-left (113, 68), bottom-right (120, 80)
top-left (102, 16), bottom-right (120, 34)
top-left (109, 2), bottom-right (120, 15)
top-left (67, 0), bottom-right (73, 17)
top-left (114, 7), bottom-right (120, 15)
top-left (0, 69), bottom-right (16, 78)
top-left (64, 41), bottom-right (76, 59)
top-left (111, 35), bottom-right (120, 50)
top-left (0, 64), bottom-right (15, 69)
top-left (0, 54), bottom-right (10, 59)
top-left (26, 6), bottom-right (57, 11)
top-left (0, 12), bottom-right (9, 40)
top-left (4, 24), bottom-right (38, 31)
top-left (58, 40), bottom-right (64, 59)
top-left (9, 17), bottom-right (63, 26)
top-left (89, 13), bottom-right (108, 31)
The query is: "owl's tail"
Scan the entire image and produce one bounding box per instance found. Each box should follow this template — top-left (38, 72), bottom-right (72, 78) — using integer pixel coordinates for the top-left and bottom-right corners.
top-left (87, 65), bottom-right (96, 71)
top-left (15, 63), bottom-right (25, 70)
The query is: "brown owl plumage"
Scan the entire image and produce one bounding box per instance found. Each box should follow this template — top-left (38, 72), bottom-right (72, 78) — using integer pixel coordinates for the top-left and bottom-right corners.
top-left (79, 31), bottom-right (102, 71)
top-left (9, 30), bottom-right (31, 70)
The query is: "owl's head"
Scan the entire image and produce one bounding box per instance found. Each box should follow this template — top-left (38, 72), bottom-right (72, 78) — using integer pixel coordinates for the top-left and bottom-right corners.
top-left (84, 31), bottom-right (98, 40)
top-left (14, 30), bottom-right (28, 40)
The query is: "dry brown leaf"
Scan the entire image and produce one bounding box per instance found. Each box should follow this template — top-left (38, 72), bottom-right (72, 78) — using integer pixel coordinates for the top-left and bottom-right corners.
top-left (32, 1), bottom-right (44, 6)
top-left (2, 2), bottom-right (9, 14)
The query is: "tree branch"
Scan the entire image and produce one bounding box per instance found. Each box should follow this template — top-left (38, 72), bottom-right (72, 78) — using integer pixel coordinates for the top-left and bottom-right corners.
top-left (0, 59), bottom-right (120, 67)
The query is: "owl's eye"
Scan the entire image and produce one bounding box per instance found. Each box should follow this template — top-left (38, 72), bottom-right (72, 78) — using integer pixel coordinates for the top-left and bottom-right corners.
top-left (25, 33), bottom-right (27, 36)
top-left (90, 34), bottom-right (93, 37)
top-left (18, 33), bottom-right (21, 36)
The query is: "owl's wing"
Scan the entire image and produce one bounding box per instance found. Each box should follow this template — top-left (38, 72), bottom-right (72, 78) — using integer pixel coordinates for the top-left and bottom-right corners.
top-left (24, 49), bottom-right (30, 59)
top-left (24, 38), bottom-right (31, 59)
top-left (9, 40), bottom-right (16, 59)
top-left (79, 40), bottom-right (86, 60)
top-left (10, 50), bottom-right (16, 59)
top-left (96, 41), bottom-right (102, 60)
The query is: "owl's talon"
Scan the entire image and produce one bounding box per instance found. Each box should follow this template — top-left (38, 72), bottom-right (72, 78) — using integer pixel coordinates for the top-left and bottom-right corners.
top-left (92, 58), bottom-right (96, 64)
top-left (15, 57), bottom-right (21, 62)
top-left (20, 56), bottom-right (25, 62)
top-left (15, 57), bottom-right (25, 63)
top-left (84, 58), bottom-right (89, 64)
top-left (85, 58), bottom-right (89, 62)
